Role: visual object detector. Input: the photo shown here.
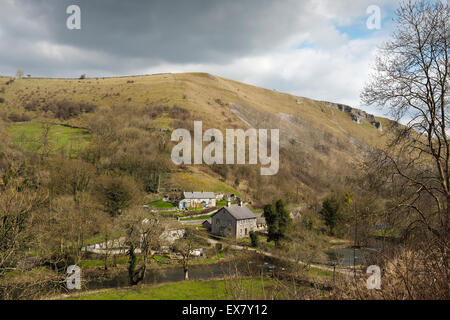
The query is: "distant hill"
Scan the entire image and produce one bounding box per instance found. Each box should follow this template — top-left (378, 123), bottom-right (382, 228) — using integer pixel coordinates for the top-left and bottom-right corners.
top-left (0, 73), bottom-right (393, 206)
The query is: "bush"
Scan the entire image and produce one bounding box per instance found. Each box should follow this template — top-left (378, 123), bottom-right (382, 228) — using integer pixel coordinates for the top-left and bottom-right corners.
top-left (39, 100), bottom-right (97, 120)
top-left (169, 105), bottom-right (190, 120)
top-left (333, 244), bottom-right (449, 300)
top-left (249, 231), bottom-right (259, 248)
top-left (0, 97), bottom-right (5, 104)
top-left (211, 164), bottom-right (228, 180)
top-left (24, 100), bottom-right (39, 111)
top-left (96, 176), bottom-right (139, 216)
top-left (7, 113), bottom-right (31, 122)
top-left (319, 198), bottom-right (340, 236)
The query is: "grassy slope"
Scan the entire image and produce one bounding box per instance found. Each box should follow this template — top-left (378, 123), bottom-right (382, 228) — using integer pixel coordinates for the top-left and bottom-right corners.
top-left (9, 122), bottom-right (90, 155)
top-left (0, 73), bottom-right (392, 199)
top-left (66, 278), bottom-right (276, 300)
top-left (0, 73), bottom-right (389, 142)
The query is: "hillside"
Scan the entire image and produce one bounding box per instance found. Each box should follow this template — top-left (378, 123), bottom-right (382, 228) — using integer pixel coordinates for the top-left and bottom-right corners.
top-left (0, 73), bottom-right (392, 205)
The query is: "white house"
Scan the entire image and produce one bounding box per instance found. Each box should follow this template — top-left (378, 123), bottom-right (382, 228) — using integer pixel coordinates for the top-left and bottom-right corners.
top-left (178, 191), bottom-right (216, 209)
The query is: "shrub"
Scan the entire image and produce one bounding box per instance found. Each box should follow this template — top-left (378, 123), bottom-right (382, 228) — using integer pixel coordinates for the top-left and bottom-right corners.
top-left (249, 231), bottom-right (259, 248)
top-left (96, 176), bottom-right (139, 216)
top-left (8, 113), bottom-right (30, 122)
top-left (169, 105), bottom-right (190, 120)
top-left (319, 198), bottom-right (340, 236)
top-left (39, 100), bottom-right (97, 120)
top-left (24, 100), bottom-right (39, 111)
top-left (0, 97), bottom-right (5, 104)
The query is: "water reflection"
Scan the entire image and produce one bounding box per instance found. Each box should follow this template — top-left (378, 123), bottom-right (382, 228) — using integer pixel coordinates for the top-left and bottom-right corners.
top-left (326, 248), bottom-right (373, 266)
top-left (85, 256), bottom-right (277, 291)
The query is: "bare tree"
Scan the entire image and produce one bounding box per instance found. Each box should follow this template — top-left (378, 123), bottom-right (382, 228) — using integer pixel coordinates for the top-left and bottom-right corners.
top-left (171, 227), bottom-right (208, 280)
top-left (0, 186), bottom-right (47, 275)
top-left (39, 123), bottom-right (53, 160)
top-left (361, 0), bottom-right (449, 299)
top-left (362, 0), bottom-right (449, 245)
top-left (121, 207), bottom-right (165, 285)
top-left (34, 194), bottom-right (100, 269)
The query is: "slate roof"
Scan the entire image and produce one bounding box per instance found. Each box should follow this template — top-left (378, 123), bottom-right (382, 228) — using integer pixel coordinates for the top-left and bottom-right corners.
top-left (183, 192), bottom-right (215, 199)
top-left (214, 205), bottom-right (257, 220)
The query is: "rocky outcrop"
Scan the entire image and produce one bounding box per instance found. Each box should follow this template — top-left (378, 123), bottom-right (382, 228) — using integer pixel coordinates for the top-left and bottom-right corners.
top-left (322, 101), bottom-right (382, 131)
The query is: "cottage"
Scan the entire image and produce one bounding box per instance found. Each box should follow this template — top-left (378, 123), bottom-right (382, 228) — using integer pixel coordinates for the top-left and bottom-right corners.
top-left (178, 191), bottom-right (216, 209)
top-left (211, 202), bottom-right (257, 239)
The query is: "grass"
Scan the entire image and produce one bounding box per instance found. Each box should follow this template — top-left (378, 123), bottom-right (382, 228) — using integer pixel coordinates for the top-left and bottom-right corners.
top-left (306, 266), bottom-right (335, 278)
top-left (216, 200), bottom-right (227, 206)
top-left (78, 253), bottom-right (225, 269)
top-left (180, 214), bottom-right (213, 221)
top-left (8, 122), bottom-right (90, 156)
top-left (237, 234), bottom-right (275, 250)
top-left (373, 229), bottom-right (400, 238)
top-left (67, 278), bottom-right (273, 300)
top-left (170, 167), bottom-right (239, 195)
top-left (148, 199), bottom-right (175, 209)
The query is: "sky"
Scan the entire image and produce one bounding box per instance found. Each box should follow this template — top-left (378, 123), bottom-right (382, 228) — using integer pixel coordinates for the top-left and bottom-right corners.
top-left (0, 0), bottom-right (401, 117)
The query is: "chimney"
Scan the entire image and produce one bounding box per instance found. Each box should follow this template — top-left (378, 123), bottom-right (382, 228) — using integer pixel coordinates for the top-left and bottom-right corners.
top-left (239, 200), bottom-right (243, 207)
top-left (227, 200), bottom-right (231, 207)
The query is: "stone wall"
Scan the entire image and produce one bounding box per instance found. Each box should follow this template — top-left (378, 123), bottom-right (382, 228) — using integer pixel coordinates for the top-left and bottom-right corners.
top-left (236, 218), bottom-right (257, 239)
top-left (211, 209), bottom-right (237, 238)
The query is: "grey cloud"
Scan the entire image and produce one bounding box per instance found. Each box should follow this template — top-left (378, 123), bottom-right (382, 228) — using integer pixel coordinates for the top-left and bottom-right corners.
top-left (0, 0), bottom-right (309, 74)
top-left (0, 0), bottom-right (398, 118)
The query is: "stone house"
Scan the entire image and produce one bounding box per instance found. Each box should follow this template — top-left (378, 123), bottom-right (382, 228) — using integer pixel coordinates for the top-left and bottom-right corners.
top-left (177, 191), bottom-right (216, 209)
top-left (211, 202), bottom-right (257, 239)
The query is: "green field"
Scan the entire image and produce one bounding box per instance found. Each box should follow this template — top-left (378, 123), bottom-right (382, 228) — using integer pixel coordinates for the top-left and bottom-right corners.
top-left (180, 213), bottom-right (214, 221)
top-left (148, 199), bottom-right (176, 209)
top-left (9, 122), bottom-right (90, 155)
top-left (67, 278), bottom-right (274, 300)
top-left (216, 200), bottom-right (227, 206)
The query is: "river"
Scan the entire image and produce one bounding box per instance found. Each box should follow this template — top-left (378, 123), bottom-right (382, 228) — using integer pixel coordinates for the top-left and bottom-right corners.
top-left (84, 256), bottom-right (278, 291)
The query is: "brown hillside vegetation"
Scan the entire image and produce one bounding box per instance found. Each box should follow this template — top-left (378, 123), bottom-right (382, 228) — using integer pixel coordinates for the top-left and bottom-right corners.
top-left (0, 73), bottom-right (392, 205)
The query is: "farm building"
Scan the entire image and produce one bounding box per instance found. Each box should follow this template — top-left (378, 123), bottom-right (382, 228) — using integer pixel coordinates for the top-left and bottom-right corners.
top-left (210, 202), bottom-right (257, 239)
